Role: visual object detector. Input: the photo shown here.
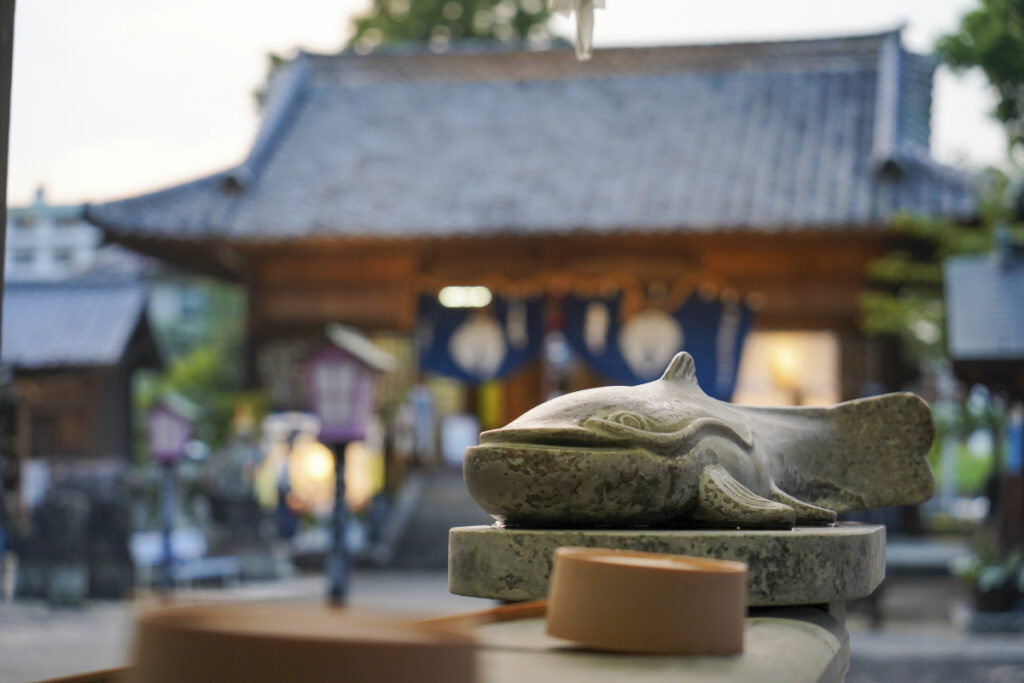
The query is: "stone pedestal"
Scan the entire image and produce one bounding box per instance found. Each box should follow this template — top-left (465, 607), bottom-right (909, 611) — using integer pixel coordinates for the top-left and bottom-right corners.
top-left (472, 608), bottom-right (849, 683)
top-left (448, 523), bottom-right (885, 606)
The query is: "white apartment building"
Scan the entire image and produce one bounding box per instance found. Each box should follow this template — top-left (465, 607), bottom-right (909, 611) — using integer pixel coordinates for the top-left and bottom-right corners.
top-left (5, 187), bottom-right (101, 281)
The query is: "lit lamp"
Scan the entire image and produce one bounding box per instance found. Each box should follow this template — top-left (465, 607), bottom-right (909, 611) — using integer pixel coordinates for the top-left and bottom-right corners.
top-left (769, 342), bottom-right (803, 406)
top-left (147, 395), bottom-right (198, 591)
top-left (288, 436), bottom-right (336, 516)
top-left (304, 324), bottom-right (395, 605)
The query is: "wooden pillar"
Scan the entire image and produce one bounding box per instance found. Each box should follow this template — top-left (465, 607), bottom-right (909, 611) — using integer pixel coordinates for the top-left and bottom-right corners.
top-left (0, 0), bottom-right (15, 534)
top-left (999, 403), bottom-right (1023, 549)
top-left (838, 332), bottom-right (866, 401)
top-left (0, 0), bottom-right (13, 305)
top-left (14, 398), bottom-right (29, 518)
top-left (501, 360), bottom-right (542, 426)
top-left (243, 256), bottom-right (266, 390)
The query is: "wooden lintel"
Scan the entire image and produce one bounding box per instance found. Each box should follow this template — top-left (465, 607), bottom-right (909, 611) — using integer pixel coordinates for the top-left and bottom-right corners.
top-left (260, 285), bottom-right (414, 331)
top-left (258, 252), bottom-right (418, 286)
top-left (241, 228), bottom-right (886, 337)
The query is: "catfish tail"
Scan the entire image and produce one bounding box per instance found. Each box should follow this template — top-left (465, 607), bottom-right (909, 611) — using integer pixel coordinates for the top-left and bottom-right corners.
top-left (746, 393), bottom-right (935, 513)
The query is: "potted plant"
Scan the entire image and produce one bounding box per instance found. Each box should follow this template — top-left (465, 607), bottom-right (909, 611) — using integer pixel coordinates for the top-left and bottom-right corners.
top-left (950, 532), bottom-right (1024, 612)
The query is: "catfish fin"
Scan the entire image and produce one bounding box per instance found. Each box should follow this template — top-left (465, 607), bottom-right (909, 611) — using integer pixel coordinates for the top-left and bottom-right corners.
top-left (691, 465), bottom-right (795, 529)
top-left (770, 485), bottom-right (837, 525)
top-left (660, 352), bottom-right (697, 383)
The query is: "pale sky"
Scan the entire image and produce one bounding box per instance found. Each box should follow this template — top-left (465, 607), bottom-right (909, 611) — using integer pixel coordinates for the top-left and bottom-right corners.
top-left (6, 0), bottom-right (1008, 206)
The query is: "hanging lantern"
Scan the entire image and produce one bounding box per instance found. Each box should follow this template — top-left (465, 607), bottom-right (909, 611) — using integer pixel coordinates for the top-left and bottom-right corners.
top-left (147, 395), bottom-right (198, 464)
top-left (304, 324), bottom-right (396, 444)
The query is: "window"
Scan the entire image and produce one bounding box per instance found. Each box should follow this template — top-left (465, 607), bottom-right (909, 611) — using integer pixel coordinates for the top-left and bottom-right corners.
top-left (54, 248), bottom-right (74, 263)
top-left (13, 249), bottom-right (34, 264)
top-left (31, 410), bottom-right (89, 457)
top-left (55, 216), bottom-right (78, 228)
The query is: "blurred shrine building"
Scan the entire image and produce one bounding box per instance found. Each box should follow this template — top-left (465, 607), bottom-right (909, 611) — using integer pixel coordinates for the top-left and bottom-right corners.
top-left (1, 281), bottom-right (160, 494)
top-left (87, 29), bottom-right (975, 433)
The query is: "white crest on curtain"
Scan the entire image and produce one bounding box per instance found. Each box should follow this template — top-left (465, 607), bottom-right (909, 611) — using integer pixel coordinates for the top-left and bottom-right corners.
top-left (618, 309), bottom-right (684, 380)
top-left (449, 315), bottom-right (508, 378)
top-left (584, 300), bottom-right (610, 354)
top-left (550, 0), bottom-right (606, 60)
top-left (506, 299), bottom-right (529, 350)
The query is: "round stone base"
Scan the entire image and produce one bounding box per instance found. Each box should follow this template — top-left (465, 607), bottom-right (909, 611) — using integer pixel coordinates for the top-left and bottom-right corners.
top-left (448, 523), bottom-right (885, 606)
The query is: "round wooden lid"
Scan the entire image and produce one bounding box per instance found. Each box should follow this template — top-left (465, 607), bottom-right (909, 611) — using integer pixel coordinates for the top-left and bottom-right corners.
top-left (545, 547), bottom-right (748, 655)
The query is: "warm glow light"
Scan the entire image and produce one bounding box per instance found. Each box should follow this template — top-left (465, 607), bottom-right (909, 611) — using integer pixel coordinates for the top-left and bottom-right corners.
top-left (301, 445), bottom-right (334, 482)
top-left (255, 415), bottom-right (386, 516)
top-left (289, 438), bottom-right (336, 516)
top-left (732, 331), bottom-right (840, 407)
top-left (439, 286), bottom-right (492, 308)
top-left (343, 441), bottom-right (385, 511)
top-left (769, 343), bottom-right (801, 392)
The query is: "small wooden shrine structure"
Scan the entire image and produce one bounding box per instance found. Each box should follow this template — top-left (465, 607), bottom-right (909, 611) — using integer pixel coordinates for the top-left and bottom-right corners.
top-left (1, 280), bottom-right (160, 511)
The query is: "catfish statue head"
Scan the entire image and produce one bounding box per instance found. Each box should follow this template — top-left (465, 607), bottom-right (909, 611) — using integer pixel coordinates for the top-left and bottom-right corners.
top-left (481, 352), bottom-right (752, 459)
top-left (464, 352), bottom-right (935, 529)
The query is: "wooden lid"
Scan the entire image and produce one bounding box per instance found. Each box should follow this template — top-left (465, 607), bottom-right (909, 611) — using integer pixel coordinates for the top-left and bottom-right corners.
top-left (127, 603), bottom-right (477, 683)
top-left (545, 547), bottom-right (747, 655)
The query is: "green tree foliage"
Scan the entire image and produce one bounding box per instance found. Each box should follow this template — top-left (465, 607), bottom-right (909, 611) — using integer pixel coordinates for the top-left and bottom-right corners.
top-left (135, 281), bottom-right (266, 456)
top-left (255, 1), bottom-right (555, 108)
top-left (937, 0), bottom-right (1024, 152)
top-left (348, 0), bottom-right (555, 53)
top-left (861, 1), bottom-right (1024, 365)
top-left (254, 52), bottom-right (290, 110)
top-left (860, 170), bottom-right (1014, 364)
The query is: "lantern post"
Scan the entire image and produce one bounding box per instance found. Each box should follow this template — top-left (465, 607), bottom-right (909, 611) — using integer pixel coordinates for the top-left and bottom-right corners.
top-left (147, 396), bottom-right (197, 592)
top-left (305, 324), bottom-right (394, 605)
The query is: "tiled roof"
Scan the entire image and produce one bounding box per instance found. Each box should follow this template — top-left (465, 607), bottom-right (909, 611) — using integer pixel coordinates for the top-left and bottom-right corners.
top-left (86, 30), bottom-right (976, 244)
top-left (945, 247), bottom-right (1024, 361)
top-left (2, 281), bottom-right (148, 369)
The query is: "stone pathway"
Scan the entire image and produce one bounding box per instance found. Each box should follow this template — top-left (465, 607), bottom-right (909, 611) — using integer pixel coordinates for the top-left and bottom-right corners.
top-left (848, 627), bottom-right (1024, 682)
top-left (0, 571), bottom-right (480, 682)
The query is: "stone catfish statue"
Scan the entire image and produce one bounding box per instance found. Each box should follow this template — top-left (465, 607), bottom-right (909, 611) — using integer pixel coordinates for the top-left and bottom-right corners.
top-left (464, 352), bottom-right (935, 528)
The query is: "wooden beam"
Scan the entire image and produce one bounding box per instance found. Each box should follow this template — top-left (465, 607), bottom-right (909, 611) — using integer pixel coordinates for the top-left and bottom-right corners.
top-left (0, 0), bottom-right (15, 350)
top-left (259, 252), bottom-right (417, 286)
top-left (260, 285), bottom-right (415, 331)
top-left (241, 229), bottom-right (884, 338)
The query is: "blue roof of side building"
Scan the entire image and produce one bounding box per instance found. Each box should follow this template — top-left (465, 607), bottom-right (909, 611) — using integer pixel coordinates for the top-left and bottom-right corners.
top-left (945, 245), bottom-right (1024, 361)
top-left (85, 30), bottom-right (976, 243)
top-left (2, 281), bottom-right (149, 369)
